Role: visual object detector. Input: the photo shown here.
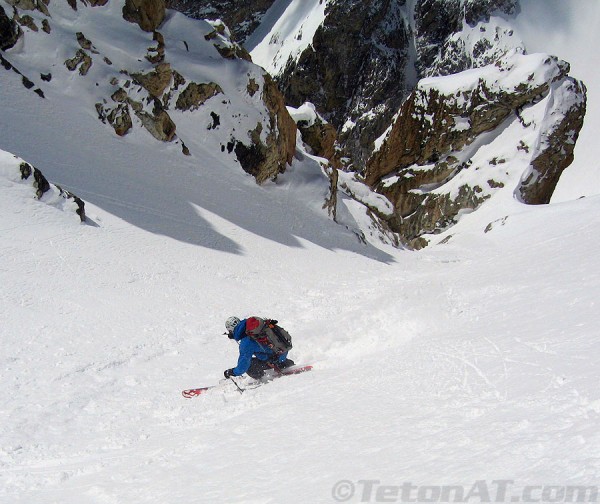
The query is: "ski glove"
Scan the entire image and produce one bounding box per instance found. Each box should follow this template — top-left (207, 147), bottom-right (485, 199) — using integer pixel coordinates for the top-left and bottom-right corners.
top-left (224, 368), bottom-right (235, 379)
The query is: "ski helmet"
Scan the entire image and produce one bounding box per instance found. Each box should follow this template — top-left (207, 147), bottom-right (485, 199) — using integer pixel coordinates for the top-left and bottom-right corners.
top-left (225, 316), bottom-right (241, 333)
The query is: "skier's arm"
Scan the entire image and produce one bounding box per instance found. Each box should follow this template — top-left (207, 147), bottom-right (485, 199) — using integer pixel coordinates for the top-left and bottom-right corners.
top-left (232, 339), bottom-right (252, 376)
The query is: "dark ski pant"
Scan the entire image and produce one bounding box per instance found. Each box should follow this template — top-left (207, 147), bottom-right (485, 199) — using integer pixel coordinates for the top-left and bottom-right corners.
top-left (246, 358), bottom-right (294, 379)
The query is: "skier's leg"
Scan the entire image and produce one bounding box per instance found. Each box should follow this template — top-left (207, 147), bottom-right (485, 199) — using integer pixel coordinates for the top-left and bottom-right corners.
top-left (278, 357), bottom-right (295, 369)
top-left (246, 358), bottom-right (270, 379)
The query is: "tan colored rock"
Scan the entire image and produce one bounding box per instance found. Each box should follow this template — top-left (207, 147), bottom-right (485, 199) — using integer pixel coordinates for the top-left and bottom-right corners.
top-left (247, 78), bottom-right (259, 97)
top-left (213, 43), bottom-right (252, 62)
top-left (76, 32), bottom-right (93, 50)
top-left (131, 62), bottom-right (171, 99)
top-left (5, 0), bottom-right (36, 11)
top-left (17, 14), bottom-right (38, 32)
top-left (146, 31), bottom-right (165, 64)
top-left (237, 73), bottom-right (296, 183)
top-left (107, 104), bottom-right (133, 136)
top-left (137, 109), bottom-right (176, 142)
top-left (175, 82), bottom-right (223, 111)
top-left (364, 54), bottom-right (585, 246)
top-left (122, 0), bottom-right (165, 32)
top-left (65, 49), bottom-right (92, 75)
top-left (204, 20), bottom-right (252, 62)
top-left (299, 120), bottom-right (343, 170)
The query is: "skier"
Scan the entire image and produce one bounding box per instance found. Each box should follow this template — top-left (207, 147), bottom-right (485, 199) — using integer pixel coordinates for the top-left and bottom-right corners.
top-left (223, 316), bottom-right (295, 380)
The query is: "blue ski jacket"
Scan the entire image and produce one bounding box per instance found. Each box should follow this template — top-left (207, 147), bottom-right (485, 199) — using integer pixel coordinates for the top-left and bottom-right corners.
top-left (230, 318), bottom-right (288, 376)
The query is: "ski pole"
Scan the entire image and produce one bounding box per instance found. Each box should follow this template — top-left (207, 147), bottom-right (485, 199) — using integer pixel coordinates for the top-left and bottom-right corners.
top-left (230, 376), bottom-right (244, 394)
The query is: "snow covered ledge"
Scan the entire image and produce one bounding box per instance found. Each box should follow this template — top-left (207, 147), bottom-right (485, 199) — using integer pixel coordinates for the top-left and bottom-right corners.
top-left (364, 51), bottom-right (587, 248)
top-left (0, 149), bottom-right (86, 222)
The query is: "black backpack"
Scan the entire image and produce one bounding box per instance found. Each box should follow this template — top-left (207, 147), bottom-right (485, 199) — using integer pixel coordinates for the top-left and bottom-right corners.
top-left (245, 317), bottom-right (293, 355)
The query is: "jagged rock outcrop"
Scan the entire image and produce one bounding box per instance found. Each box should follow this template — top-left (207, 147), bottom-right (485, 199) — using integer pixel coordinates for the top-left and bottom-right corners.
top-left (131, 62), bottom-right (172, 98)
top-left (364, 53), bottom-right (587, 248)
top-left (65, 49), bottom-right (93, 75)
top-left (299, 120), bottom-right (342, 170)
top-left (4, 0), bottom-right (39, 11)
top-left (519, 78), bottom-right (587, 204)
top-left (203, 20), bottom-right (252, 61)
top-left (19, 161), bottom-right (86, 221)
top-left (103, 103), bottom-right (132, 136)
top-left (175, 82), bottom-right (223, 111)
top-left (415, 0), bottom-right (518, 77)
top-left (290, 103), bottom-right (346, 172)
top-left (233, 73), bottom-right (296, 183)
top-left (0, 5), bottom-right (22, 50)
top-left (122, 0), bottom-right (166, 32)
top-left (173, 0), bottom-right (522, 175)
top-left (78, 11), bottom-right (295, 181)
top-left (97, 76), bottom-right (178, 142)
top-left (4, 0), bottom-right (588, 248)
top-left (138, 108), bottom-right (176, 142)
top-left (278, 0), bottom-right (413, 171)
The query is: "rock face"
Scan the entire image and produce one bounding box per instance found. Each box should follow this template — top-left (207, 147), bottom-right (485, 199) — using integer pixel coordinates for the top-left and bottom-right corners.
top-left (19, 161), bottom-right (86, 222)
top-left (203, 20), bottom-right (252, 61)
top-left (175, 82), bottom-right (223, 111)
top-left (3, 0), bottom-right (293, 183)
top-left (0, 5), bottom-right (22, 50)
top-left (518, 78), bottom-right (587, 205)
top-left (364, 53), bottom-right (587, 247)
top-left (170, 0), bottom-right (589, 247)
top-left (299, 120), bottom-right (342, 170)
top-left (3, 0), bottom-right (590, 247)
top-left (172, 0), bottom-right (522, 174)
top-left (414, 0), bottom-right (518, 77)
top-left (131, 62), bottom-right (172, 98)
top-left (233, 74), bottom-right (297, 183)
top-left (278, 0), bottom-right (414, 171)
top-left (122, 0), bottom-right (166, 32)
top-left (97, 69), bottom-right (179, 142)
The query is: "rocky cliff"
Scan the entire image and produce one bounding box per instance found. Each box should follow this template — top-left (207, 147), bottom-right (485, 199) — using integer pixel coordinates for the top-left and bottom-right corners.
top-left (168, 0), bottom-right (587, 248)
top-left (172, 0), bottom-right (522, 172)
top-left (2, 0), bottom-right (589, 249)
top-left (366, 52), bottom-right (586, 247)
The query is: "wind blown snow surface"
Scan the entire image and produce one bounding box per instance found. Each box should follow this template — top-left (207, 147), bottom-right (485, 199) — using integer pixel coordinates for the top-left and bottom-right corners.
top-left (1, 2), bottom-right (600, 504)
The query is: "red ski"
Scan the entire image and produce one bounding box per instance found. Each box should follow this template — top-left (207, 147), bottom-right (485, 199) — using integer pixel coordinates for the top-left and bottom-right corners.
top-left (182, 365), bottom-right (313, 398)
top-left (182, 386), bottom-right (214, 398)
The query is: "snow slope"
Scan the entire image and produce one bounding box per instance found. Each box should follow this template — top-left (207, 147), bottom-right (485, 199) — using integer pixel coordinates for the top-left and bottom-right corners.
top-left (245, 0), bottom-right (327, 76)
top-left (3, 141), bottom-right (600, 502)
top-left (2, 1), bottom-right (600, 503)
